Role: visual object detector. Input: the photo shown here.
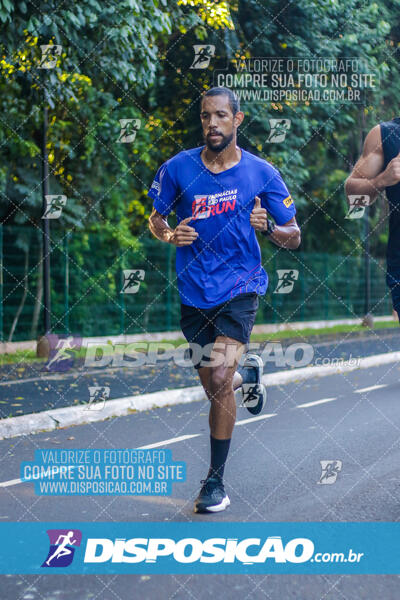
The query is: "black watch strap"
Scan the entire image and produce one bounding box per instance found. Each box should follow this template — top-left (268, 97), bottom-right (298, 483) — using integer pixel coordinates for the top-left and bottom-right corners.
top-left (261, 218), bottom-right (276, 237)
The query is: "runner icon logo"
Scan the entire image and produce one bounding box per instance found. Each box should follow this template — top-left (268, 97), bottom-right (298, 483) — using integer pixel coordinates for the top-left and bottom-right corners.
top-left (241, 384), bottom-right (260, 408)
top-left (86, 386), bottom-right (110, 411)
top-left (42, 529), bottom-right (82, 567)
top-left (345, 195), bottom-right (370, 219)
top-left (267, 119), bottom-right (291, 143)
top-left (117, 119), bottom-right (141, 143)
top-left (43, 335), bottom-right (82, 373)
top-left (274, 269), bottom-right (299, 294)
top-left (318, 460), bottom-right (343, 484)
top-left (121, 269), bottom-right (145, 294)
top-left (190, 45), bottom-right (215, 69)
top-left (39, 45), bottom-right (62, 69)
top-left (42, 195), bottom-right (67, 219)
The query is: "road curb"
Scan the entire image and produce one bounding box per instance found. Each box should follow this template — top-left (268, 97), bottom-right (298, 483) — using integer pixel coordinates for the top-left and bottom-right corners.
top-left (0, 386), bottom-right (206, 441)
top-left (263, 350), bottom-right (400, 386)
top-left (1, 315), bottom-right (395, 354)
top-left (1, 351), bottom-right (399, 441)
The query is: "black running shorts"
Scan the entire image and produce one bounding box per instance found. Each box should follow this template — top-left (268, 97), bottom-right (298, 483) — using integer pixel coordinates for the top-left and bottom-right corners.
top-left (180, 292), bottom-right (259, 369)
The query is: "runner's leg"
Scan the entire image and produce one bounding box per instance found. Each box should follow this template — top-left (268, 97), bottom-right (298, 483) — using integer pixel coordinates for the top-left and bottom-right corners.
top-left (194, 335), bottom-right (245, 512)
top-left (199, 334), bottom-right (244, 460)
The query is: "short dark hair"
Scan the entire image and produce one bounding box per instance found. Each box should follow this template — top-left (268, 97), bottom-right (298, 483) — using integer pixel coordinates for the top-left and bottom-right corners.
top-left (202, 86), bottom-right (240, 115)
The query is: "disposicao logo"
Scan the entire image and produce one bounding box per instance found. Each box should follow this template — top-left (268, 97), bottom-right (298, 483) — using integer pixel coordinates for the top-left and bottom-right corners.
top-left (83, 536), bottom-right (314, 564)
top-left (42, 529), bottom-right (82, 567)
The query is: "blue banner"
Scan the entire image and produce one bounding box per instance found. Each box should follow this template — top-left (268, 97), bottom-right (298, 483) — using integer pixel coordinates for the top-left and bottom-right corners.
top-left (0, 522), bottom-right (398, 574)
top-left (20, 449), bottom-right (186, 496)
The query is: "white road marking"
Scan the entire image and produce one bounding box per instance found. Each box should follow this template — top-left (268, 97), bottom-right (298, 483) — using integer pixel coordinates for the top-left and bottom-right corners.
top-left (236, 414), bottom-right (277, 425)
top-left (354, 384), bottom-right (387, 394)
top-left (0, 416), bottom-right (279, 489)
top-left (139, 434), bottom-right (201, 449)
top-left (0, 434), bottom-right (202, 488)
top-left (296, 397), bottom-right (337, 409)
top-left (0, 477), bottom-right (21, 488)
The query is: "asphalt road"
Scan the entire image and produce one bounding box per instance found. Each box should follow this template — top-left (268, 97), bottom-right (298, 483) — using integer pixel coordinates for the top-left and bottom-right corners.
top-left (1, 326), bottom-right (400, 417)
top-left (0, 362), bottom-right (399, 598)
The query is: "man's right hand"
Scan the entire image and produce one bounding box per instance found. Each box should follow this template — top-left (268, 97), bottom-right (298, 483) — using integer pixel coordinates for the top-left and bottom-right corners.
top-left (380, 151), bottom-right (400, 188)
top-left (169, 216), bottom-right (199, 246)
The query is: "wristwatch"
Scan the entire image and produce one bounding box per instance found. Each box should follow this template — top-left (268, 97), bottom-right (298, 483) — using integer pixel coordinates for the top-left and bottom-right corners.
top-left (261, 218), bottom-right (276, 237)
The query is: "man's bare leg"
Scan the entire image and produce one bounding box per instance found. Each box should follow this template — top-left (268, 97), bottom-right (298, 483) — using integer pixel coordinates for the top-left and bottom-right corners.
top-left (194, 337), bottom-right (266, 512)
top-left (198, 335), bottom-right (245, 439)
top-left (193, 336), bottom-right (245, 512)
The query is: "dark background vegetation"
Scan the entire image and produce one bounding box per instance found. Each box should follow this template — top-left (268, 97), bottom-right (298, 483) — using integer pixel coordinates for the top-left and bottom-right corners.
top-left (0, 0), bottom-right (398, 340)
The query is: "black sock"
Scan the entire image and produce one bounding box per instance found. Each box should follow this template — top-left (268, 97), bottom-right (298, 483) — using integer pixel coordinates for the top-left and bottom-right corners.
top-left (208, 435), bottom-right (231, 481)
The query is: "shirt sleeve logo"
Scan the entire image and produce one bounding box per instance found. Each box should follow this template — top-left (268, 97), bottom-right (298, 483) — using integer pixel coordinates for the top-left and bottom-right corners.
top-left (283, 195), bottom-right (293, 208)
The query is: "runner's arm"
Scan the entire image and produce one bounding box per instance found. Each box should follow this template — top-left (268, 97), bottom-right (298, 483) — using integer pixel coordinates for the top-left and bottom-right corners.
top-left (148, 208), bottom-right (198, 246)
top-left (148, 208), bottom-right (175, 243)
top-left (266, 216), bottom-right (301, 249)
top-left (344, 125), bottom-right (387, 204)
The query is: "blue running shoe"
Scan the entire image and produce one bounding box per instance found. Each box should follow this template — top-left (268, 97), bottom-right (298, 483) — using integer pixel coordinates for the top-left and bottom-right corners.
top-left (194, 476), bottom-right (230, 513)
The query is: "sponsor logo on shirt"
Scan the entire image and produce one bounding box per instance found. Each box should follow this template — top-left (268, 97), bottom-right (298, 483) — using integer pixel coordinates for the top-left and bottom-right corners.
top-left (283, 195), bottom-right (293, 208)
top-left (192, 189), bottom-right (237, 220)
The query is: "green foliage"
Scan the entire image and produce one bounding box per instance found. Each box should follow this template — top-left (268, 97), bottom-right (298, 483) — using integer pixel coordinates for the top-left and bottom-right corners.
top-left (0, 0), bottom-right (175, 237)
top-left (1, 0), bottom-right (400, 337)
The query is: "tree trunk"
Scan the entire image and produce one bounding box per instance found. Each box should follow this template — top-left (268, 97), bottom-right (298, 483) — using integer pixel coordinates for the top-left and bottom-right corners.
top-left (30, 243), bottom-right (43, 340)
top-left (8, 249), bottom-right (29, 342)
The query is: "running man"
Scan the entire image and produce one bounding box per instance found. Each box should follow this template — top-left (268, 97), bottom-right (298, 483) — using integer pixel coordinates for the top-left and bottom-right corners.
top-left (192, 45), bottom-right (214, 69)
top-left (275, 269), bottom-right (297, 293)
top-left (46, 531), bottom-right (77, 566)
top-left (44, 336), bottom-right (76, 371)
top-left (148, 86), bottom-right (301, 513)
top-left (345, 118), bottom-right (400, 319)
top-left (122, 270), bottom-right (143, 293)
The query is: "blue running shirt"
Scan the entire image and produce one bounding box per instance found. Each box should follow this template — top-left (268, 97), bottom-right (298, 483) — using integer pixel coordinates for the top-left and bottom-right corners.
top-left (148, 146), bottom-right (296, 308)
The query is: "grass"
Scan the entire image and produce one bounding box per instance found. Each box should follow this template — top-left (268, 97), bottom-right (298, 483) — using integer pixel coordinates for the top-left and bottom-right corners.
top-left (1, 320), bottom-right (398, 366)
top-left (118, 319), bottom-right (399, 346)
top-left (0, 349), bottom-right (41, 366)
top-left (251, 319), bottom-right (399, 342)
